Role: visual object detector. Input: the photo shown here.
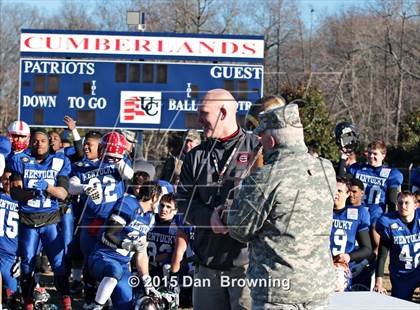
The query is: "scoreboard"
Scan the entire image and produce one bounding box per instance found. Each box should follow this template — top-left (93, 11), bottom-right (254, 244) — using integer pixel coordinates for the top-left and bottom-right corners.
top-left (19, 30), bottom-right (264, 130)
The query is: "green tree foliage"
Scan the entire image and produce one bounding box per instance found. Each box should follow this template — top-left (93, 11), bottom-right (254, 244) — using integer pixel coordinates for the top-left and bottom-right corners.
top-left (398, 109), bottom-right (420, 153)
top-left (280, 83), bottom-right (339, 161)
top-left (388, 109), bottom-right (420, 170)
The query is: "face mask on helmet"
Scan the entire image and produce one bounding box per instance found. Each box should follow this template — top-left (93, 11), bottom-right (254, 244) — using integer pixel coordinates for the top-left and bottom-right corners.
top-left (99, 132), bottom-right (127, 162)
top-left (134, 287), bottom-right (179, 310)
top-left (334, 122), bottom-right (359, 153)
top-left (103, 155), bottom-right (122, 163)
top-left (7, 121), bottom-right (31, 152)
top-left (134, 295), bottom-right (165, 310)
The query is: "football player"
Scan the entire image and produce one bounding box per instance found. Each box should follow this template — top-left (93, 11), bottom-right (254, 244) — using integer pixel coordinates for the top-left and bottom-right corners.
top-left (67, 131), bottom-right (102, 295)
top-left (8, 129), bottom-right (72, 310)
top-left (330, 177), bottom-right (372, 291)
top-left (374, 191), bottom-right (420, 301)
top-left (0, 170), bottom-right (20, 309)
top-left (68, 131), bottom-right (133, 308)
top-left (347, 140), bottom-right (403, 258)
top-left (166, 215), bottom-right (195, 308)
top-left (88, 181), bottom-right (162, 310)
top-left (49, 116), bottom-right (84, 161)
top-left (147, 193), bottom-right (178, 279)
top-left (6, 122), bottom-right (52, 305)
top-left (347, 178), bottom-right (380, 287)
top-left (348, 140), bottom-right (403, 215)
top-left (6, 121), bottom-right (31, 168)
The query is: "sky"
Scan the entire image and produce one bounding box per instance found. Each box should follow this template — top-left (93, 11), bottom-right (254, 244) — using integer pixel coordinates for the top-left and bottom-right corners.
top-left (8, 0), bottom-right (367, 27)
top-left (299, 0), bottom-right (366, 26)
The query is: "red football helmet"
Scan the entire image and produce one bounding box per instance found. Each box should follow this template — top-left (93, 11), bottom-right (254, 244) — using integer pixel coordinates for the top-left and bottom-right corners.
top-left (7, 120), bottom-right (31, 152)
top-left (99, 132), bottom-right (127, 162)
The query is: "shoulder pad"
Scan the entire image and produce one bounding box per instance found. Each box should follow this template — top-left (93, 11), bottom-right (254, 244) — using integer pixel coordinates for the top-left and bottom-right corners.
top-left (52, 157), bottom-right (64, 171)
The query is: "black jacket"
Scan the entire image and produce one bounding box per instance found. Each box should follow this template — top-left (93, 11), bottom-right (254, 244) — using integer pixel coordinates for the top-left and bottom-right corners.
top-left (177, 128), bottom-right (260, 270)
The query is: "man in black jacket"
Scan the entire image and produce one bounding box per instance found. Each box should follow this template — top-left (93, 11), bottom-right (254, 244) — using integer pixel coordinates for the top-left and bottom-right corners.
top-left (177, 89), bottom-right (259, 310)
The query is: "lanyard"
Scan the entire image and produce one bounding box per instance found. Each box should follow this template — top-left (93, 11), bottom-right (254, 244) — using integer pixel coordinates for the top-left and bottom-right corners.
top-left (213, 146), bottom-right (238, 184)
top-left (211, 136), bottom-right (243, 185)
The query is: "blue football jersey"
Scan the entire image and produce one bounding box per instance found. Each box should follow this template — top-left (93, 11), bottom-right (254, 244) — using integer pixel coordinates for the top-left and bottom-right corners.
top-left (376, 209), bottom-right (420, 275)
top-left (147, 215), bottom-right (177, 267)
top-left (70, 158), bottom-right (99, 219)
top-left (59, 146), bottom-right (76, 157)
top-left (71, 158), bottom-right (128, 220)
top-left (95, 195), bottom-right (155, 264)
top-left (174, 213), bottom-right (195, 243)
top-left (0, 136), bottom-right (11, 156)
top-left (5, 149), bottom-right (30, 172)
top-left (330, 205), bottom-right (370, 256)
top-left (410, 167), bottom-right (420, 192)
top-left (348, 163), bottom-right (403, 211)
top-left (9, 152), bottom-right (71, 213)
top-left (367, 204), bottom-right (383, 226)
top-left (0, 192), bottom-right (19, 257)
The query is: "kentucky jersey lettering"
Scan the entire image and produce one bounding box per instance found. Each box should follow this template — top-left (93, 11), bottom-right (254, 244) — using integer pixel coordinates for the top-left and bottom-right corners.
top-left (330, 205), bottom-right (370, 256)
top-left (348, 163), bottom-right (403, 214)
top-left (9, 152), bottom-right (71, 213)
top-left (71, 158), bottom-right (128, 220)
top-left (147, 215), bottom-right (177, 267)
top-left (376, 208), bottom-right (420, 275)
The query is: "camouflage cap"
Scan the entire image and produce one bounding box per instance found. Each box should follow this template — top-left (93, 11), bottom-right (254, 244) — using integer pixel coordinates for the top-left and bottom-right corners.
top-left (185, 129), bottom-right (201, 143)
top-left (121, 130), bottom-right (137, 144)
top-left (254, 103), bottom-right (302, 135)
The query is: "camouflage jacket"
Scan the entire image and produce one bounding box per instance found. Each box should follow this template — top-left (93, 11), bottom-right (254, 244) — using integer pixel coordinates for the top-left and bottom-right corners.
top-left (228, 145), bottom-right (336, 304)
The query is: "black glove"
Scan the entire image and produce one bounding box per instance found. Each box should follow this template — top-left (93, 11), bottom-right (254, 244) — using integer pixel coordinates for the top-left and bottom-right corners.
top-left (167, 271), bottom-right (180, 294)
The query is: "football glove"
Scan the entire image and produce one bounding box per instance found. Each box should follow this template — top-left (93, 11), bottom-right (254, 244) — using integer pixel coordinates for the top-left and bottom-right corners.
top-left (350, 259), bottom-right (369, 278)
top-left (11, 257), bottom-right (21, 278)
top-left (34, 179), bottom-right (49, 191)
top-left (121, 235), bottom-right (147, 253)
top-left (84, 183), bottom-right (103, 205)
top-left (141, 275), bottom-right (161, 297)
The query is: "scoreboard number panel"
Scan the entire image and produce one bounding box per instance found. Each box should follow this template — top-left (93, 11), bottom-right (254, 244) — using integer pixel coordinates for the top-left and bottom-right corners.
top-left (19, 58), bottom-right (263, 130)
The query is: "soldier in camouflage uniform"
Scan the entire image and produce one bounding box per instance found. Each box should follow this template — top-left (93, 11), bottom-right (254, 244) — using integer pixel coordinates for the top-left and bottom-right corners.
top-left (228, 103), bottom-right (336, 310)
top-left (160, 129), bottom-right (201, 185)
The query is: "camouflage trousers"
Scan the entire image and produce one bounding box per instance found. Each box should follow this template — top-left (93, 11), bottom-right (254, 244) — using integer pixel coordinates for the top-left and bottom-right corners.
top-left (252, 298), bottom-right (329, 310)
top-left (192, 264), bottom-right (251, 310)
